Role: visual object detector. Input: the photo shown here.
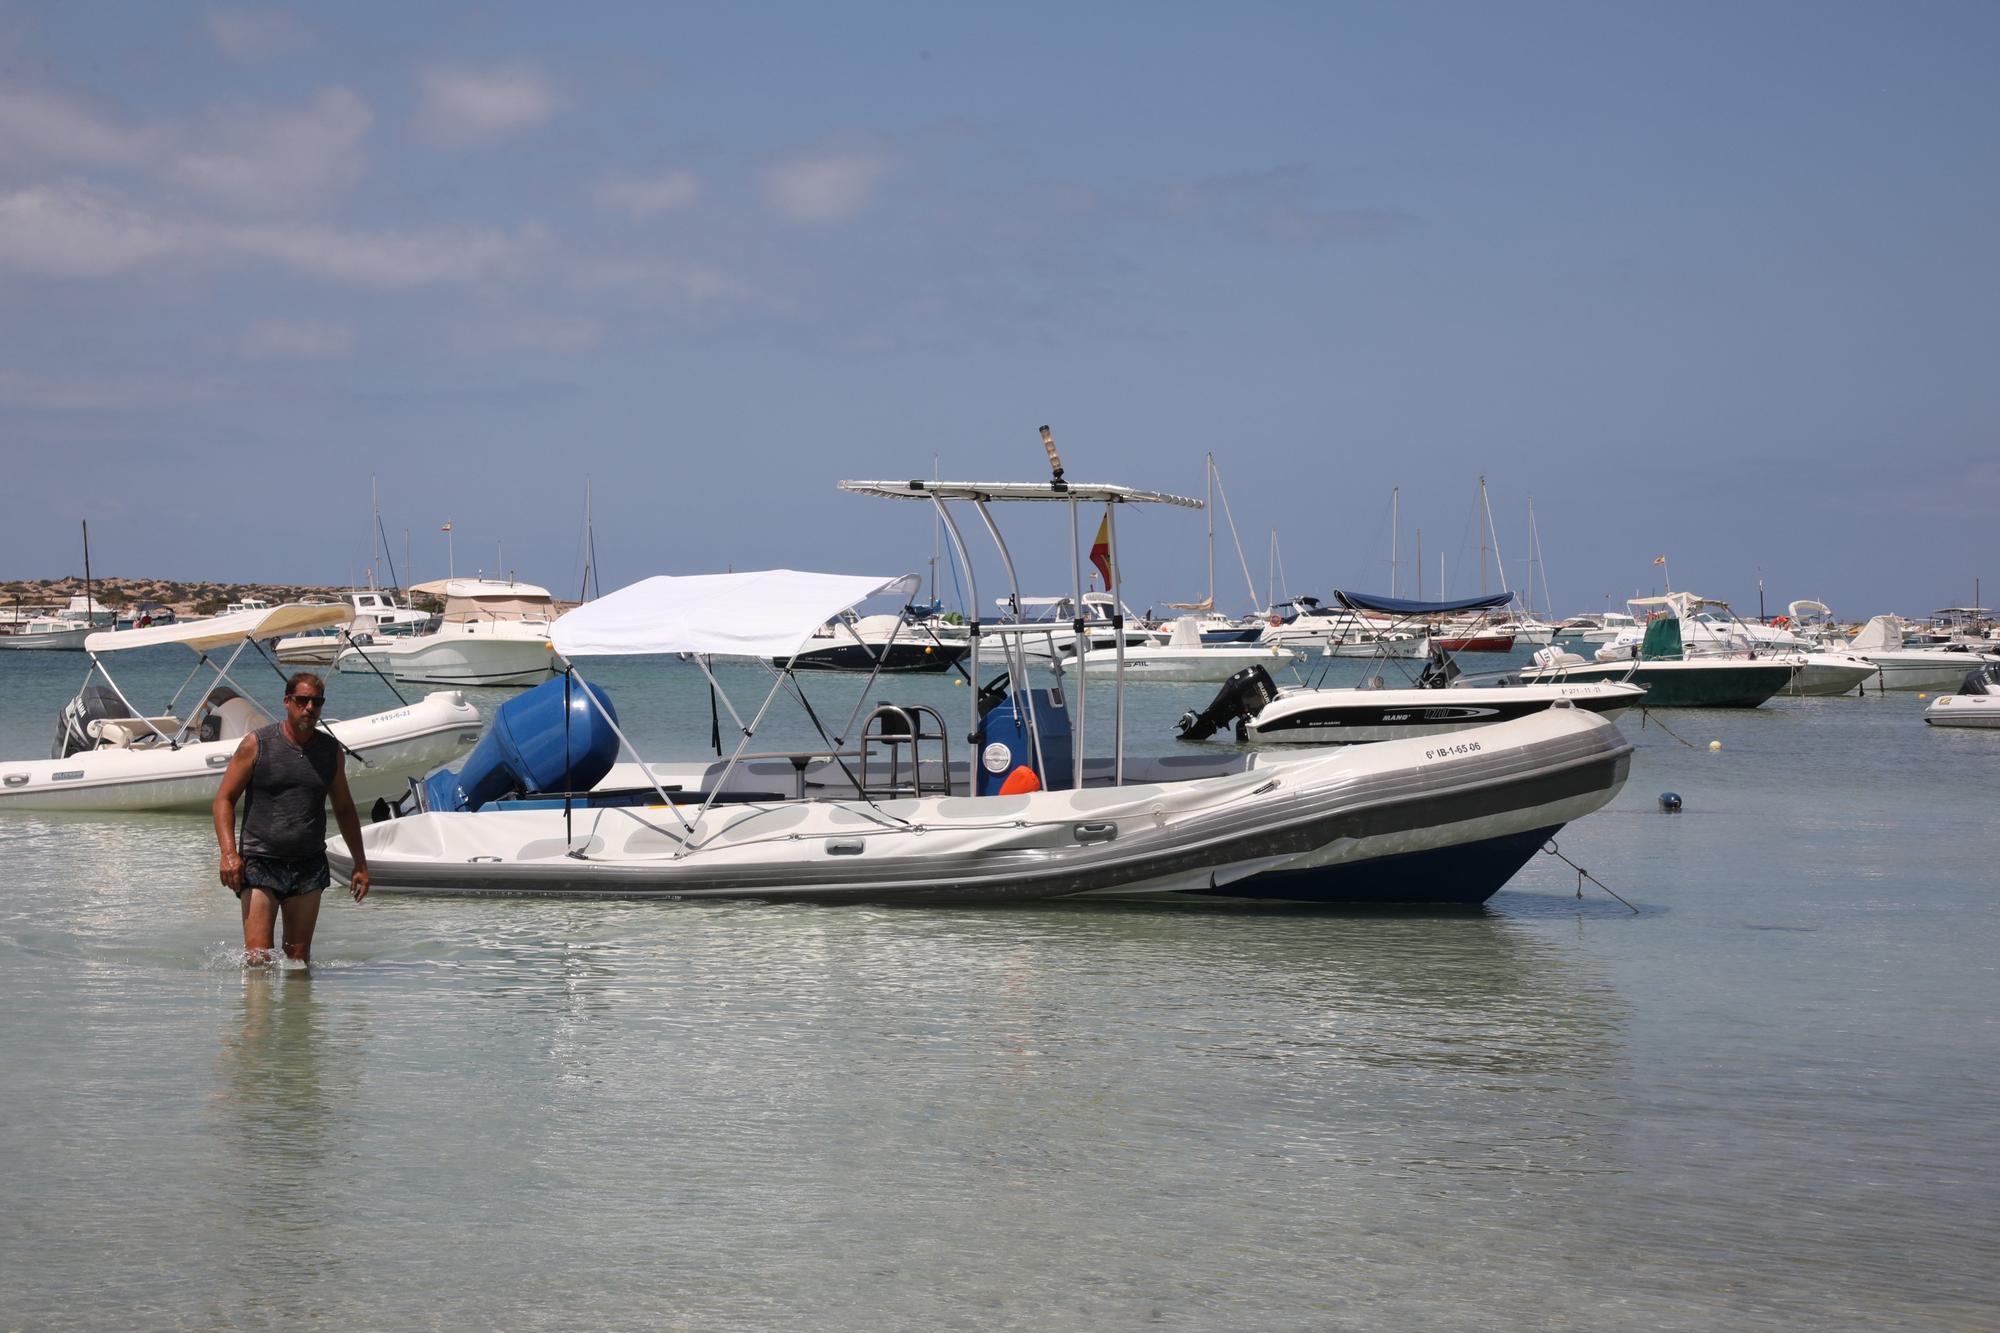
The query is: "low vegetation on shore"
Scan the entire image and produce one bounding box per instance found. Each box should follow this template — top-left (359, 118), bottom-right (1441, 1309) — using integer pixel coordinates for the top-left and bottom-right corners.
top-left (3, 575), bottom-right (355, 618)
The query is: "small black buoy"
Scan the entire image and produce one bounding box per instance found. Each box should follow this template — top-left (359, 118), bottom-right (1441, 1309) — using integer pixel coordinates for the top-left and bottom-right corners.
top-left (1659, 792), bottom-right (1683, 812)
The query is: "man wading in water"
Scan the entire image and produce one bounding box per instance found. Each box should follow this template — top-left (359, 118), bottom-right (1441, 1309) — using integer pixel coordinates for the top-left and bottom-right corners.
top-left (212, 672), bottom-right (371, 963)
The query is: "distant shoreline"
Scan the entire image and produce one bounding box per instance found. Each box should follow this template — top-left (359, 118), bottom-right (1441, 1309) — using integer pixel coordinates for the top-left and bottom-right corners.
top-left (2, 575), bottom-right (368, 619)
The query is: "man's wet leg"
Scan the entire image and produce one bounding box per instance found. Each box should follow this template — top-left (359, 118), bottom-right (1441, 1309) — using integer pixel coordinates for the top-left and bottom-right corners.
top-left (240, 887), bottom-right (280, 959)
top-left (279, 889), bottom-right (323, 964)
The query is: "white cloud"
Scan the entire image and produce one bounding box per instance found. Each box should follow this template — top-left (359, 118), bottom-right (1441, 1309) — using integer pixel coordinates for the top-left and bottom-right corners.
top-left (240, 319), bottom-right (353, 360)
top-left (760, 151), bottom-right (890, 224)
top-left (0, 86), bottom-right (161, 166)
top-left (574, 255), bottom-right (748, 304)
top-left (0, 368), bottom-right (215, 412)
top-left (0, 183), bottom-right (181, 276)
top-left (414, 64), bottom-right (559, 146)
top-left (223, 220), bottom-right (537, 287)
top-left (169, 87), bottom-right (371, 214)
top-left (595, 170), bottom-right (702, 219)
top-left (0, 183), bottom-right (537, 287)
top-left (206, 9), bottom-right (311, 61)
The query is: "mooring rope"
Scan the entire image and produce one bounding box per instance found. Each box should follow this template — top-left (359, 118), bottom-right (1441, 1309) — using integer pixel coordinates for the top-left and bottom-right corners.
top-left (1542, 837), bottom-right (1639, 913)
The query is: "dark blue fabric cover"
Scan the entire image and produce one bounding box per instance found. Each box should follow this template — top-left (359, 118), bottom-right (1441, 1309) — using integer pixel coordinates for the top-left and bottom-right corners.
top-left (1330, 589), bottom-right (1514, 615)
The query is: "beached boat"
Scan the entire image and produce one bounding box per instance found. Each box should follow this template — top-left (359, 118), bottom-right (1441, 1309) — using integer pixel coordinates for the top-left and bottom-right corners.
top-left (334, 467), bottom-right (1631, 906)
top-left (0, 604), bottom-right (482, 812)
top-left (334, 578), bottom-right (562, 688)
top-left (1178, 591), bottom-right (1644, 744)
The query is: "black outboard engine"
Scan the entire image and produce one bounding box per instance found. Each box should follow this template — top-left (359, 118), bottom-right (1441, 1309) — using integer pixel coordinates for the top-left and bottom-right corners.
top-left (1958, 664), bottom-right (2000, 695)
top-left (1416, 644), bottom-right (1461, 689)
top-left (53, 685), bottom-right (136, 759)
top-left (1176, 664), bottom-right (1279, 742)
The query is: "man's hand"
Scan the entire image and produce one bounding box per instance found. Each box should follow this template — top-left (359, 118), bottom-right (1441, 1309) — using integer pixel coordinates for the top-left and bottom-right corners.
top-left (349, 866), bottom-right (371, 903)
top-left (220, 850), bottom-right (243, 891)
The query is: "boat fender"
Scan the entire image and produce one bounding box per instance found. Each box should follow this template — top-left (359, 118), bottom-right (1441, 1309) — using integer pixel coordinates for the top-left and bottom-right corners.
top-left (998, 766), bottom-right (1041, 795)
top-left (1659, 792), bottom-right (1683, 812)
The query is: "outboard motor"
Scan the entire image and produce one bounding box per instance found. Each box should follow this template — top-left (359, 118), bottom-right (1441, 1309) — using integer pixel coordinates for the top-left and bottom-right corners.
top-left (1416, 644), bottom-right (1461, 689)
top-left (52, 685), bottom-right (136, 759)
top-left (1176, 664), bottom-right (1279, 742)
top-left (1959, 664), bottom-right (2000, 696)
top-left (409, 676), bottom-right (620, 814)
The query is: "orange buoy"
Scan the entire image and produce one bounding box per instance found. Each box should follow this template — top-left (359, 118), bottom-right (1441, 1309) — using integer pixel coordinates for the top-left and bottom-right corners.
top-left (997, 766), bottom-right (1042, 795)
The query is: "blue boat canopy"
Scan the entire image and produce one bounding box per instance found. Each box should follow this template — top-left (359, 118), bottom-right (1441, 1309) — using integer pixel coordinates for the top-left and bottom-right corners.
top-left (1330, 590), bottom-right (1514, 615)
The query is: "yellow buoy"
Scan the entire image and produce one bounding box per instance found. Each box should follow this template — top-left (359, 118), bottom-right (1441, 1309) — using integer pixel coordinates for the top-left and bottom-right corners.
top-left (1917, 692), bottom-right (1928, 700)
top-left (1708, 740), bottom-right (1722, 751)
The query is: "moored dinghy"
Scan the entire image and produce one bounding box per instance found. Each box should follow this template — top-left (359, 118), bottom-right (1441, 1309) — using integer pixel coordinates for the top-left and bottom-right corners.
top-left (332, 455), bottom-right (1633, 906)
top-left (0, 603), bottom-right (483, 812)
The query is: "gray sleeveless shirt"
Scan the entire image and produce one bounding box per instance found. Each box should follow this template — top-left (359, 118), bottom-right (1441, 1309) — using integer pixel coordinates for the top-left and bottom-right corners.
top-left (238, 722), bottom-right (341, 859)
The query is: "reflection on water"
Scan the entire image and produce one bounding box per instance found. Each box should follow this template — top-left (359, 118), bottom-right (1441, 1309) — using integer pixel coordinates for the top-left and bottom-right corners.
top-left (3, 651), bottom-right (1999, 1326)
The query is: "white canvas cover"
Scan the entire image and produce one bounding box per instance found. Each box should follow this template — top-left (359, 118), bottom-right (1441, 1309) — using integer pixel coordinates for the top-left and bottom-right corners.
top-left (551, 570), bottom-right (922, 659)
top-left (1849, 615), bottom-right (1903, 651)
top-left (86, 602), bottom-right (351, 654)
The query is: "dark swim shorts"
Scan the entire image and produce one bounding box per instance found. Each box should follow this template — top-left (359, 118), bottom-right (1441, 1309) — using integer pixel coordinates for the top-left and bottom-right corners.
top-left (238, 854), bottom-right (331, 900)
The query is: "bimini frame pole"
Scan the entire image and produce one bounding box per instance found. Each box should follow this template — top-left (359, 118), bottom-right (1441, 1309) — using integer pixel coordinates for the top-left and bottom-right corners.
top-left (971, 497), bottom-right (1049, 783)
top-left (1066, 493), bottom-right (1086, 790)
top-left (928, 494), bottom-right (982, 794)
top-left (1107, 502), bottom-right (1126, 786)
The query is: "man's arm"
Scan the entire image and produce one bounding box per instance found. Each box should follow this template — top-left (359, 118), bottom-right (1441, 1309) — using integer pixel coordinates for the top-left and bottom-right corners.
top-left (327, 759), bottom-right (370, 903)
top-left (211, 732), bottom-right (258, 891)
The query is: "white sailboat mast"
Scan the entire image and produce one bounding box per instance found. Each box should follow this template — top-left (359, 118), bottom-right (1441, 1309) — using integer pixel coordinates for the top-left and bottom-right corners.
top-left (1390, 487), bottom-right (1400, 597)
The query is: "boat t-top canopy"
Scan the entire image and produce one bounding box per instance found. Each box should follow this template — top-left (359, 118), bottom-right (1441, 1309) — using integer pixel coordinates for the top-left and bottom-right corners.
top-left (1629, 592), bottom-right (1726, 615)
top-left (551, 570), bottom-right (922, 659)
top-left (1331, 590), bottom-right (1513, 616)
top-left (840, 479), bottom-right (1202, 508)
top-left (85, 602), bottom-right (352, 654)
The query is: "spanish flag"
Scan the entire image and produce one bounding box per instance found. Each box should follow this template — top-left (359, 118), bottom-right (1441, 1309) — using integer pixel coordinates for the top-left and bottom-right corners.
top-left (1090, 511), bottom-right (1114, 589)
top-left (1652, 554), bottom-right (1667, 566)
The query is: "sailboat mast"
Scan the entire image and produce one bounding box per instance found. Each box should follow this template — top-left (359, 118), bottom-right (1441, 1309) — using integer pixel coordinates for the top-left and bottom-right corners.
top-left (1204, 453), bottom-right (1215, 608)
top-left (1390, 487), bottom-right (1400, 597)
top-left (81, 520), bottom-right (93, 625)
top-left (1479, 476), bottom-right (1511, 599)
top-left (1416, 528), bottom-right (1423, 599)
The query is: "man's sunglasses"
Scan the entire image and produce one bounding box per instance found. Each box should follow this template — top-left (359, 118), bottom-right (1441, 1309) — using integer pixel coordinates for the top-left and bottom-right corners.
top-left (287, 695), bottom-right (326, 708)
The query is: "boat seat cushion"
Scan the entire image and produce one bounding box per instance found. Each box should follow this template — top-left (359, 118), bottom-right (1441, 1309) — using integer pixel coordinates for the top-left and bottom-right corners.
top-left (89, 717), bottom-right (184, 747)
top-left (201, 697), bottom-right (274, 743)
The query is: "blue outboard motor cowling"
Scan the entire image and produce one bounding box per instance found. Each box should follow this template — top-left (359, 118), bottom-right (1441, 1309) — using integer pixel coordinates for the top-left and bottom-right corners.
top-left (421, 676), bottom-right (620, 812)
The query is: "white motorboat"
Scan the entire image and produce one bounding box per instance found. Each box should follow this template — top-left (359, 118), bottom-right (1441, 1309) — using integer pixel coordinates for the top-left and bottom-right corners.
top-left (1845, 615), bottom-right (2000, 692)
top-left (277, 588), bottom-right (433, 665)
top-left (1073, 616), bottom-right (1300, 682)
top-left (1559, 611), bottom-right (1638, 644)
top-left (999, 592), bottom-right (1163, 660)
top-left (1517, 596), bottom-right (1796, 707)
top-left (1924, 665), bottom-right (2000, 728)
top-left (1179, 590), bottom-right (1644, 744)
top-left (335, 577), bottom-right (562, 688)
top-left (0, 604), bottom-right (483, 812)
top-left (333, 467), bottom-right (1632, 907)
top-left (0, 611), bottom-right (94, 651)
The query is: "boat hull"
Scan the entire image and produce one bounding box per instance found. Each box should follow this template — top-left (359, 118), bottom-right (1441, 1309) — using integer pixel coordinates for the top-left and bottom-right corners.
top-left (1856, 651), bottom-right (2000, 692)
top-left (0, 693), bottom-right (483, 812)
top-left (774, 642), bottom-right (971, 673)
top-left (1517, 659), bottom-right (1795, 707)
top-left (1245, 682), bottom-right (1643, 745)
top-left (335, 636), bottom-right (559, 688)
top-left (1925, 695), bottom-right (2000, 728)
top-left (331, 708), bottom-right (1633, 907)
top-left (1074, 645), bottom-right (1299, 682)
top-left (0, 626), bottom-right (91, 650)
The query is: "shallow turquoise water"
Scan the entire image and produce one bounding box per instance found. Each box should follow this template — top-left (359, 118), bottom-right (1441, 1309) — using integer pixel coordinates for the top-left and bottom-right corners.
top-left (2, 647), bottom-right (1995, 1328)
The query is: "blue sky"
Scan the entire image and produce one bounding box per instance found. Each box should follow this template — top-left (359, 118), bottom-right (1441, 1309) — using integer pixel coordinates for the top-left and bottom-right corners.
top-left (2, 2), bottom-right (1994, 619)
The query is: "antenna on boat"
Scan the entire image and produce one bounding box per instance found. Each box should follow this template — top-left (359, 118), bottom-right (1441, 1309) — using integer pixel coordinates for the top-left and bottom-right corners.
top-left (1039, 425), bottom-right (1067, 490)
